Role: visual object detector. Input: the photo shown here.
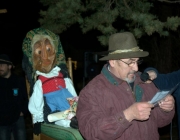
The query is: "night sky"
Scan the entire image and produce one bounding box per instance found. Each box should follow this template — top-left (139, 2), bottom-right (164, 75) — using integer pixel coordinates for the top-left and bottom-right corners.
top-left (0, 0), bottom-right (41, 65)
top-left (0, 1), bottom-right (103, 90)
top-left (0, 0), bottom-right (104, 66)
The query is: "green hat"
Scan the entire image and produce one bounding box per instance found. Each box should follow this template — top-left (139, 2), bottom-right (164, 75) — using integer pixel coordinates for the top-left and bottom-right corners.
top-left (99, 32), bottom-right (149, 61)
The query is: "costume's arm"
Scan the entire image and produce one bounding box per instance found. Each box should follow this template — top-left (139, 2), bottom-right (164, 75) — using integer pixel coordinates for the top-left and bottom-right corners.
top-left (144, 67), bottom-right (180, 90)
top-left (64, 78), bottom-right (77, 96)
top-left (28, 80), bottom-right (44, 123)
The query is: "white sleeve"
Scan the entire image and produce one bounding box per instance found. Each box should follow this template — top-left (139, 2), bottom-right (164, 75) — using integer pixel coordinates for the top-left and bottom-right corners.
top-left (64, 78), bottom-right (77, 97)
top-left (28, 80), bottom-right (44, 124)
top-left (55, 120), bottom-right (71, 127)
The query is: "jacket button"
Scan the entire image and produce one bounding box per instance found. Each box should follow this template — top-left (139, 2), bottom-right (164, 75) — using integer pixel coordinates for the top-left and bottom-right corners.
top-left (119, 117), bottom-right (122, 121)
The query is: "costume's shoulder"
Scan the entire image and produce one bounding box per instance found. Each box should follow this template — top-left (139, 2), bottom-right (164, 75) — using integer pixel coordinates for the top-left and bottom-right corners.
top-left (59, 64), bottom-right (69, 78)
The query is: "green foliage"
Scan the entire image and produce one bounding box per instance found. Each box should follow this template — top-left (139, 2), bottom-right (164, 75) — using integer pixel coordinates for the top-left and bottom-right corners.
top-left (39, 0), bottom-right (84, 33)
top-left (39, 0), bottom-right (180, 46)
top-left (165, 16), bottom-right (180, 30)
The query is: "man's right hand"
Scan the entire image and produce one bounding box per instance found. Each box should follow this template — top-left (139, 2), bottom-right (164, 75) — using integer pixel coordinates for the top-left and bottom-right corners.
top-left (123, 102), bottom-right (154, 122)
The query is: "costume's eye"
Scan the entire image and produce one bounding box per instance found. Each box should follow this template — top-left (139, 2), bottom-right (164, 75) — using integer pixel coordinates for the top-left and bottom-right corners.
top-left (35, 48), bottom-right (42, 55)
top-left (46, 46), bottom-right (51, 52)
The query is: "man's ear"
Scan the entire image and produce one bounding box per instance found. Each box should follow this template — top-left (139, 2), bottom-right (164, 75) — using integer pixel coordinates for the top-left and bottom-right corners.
top-left (8, 64), bottom-right (13, 69)
top-left (109, 60), bottom-right (116, 67)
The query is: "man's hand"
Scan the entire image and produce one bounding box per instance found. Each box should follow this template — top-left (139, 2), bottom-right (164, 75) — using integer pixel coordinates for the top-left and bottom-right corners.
top-left (146, 70), bottom-right (157, 83)
top-left (140, 71), bottom-right (157, 83)
top-left (159, 95), bottom-right (175, 112)
top-left (123, 102), bottom-right (154, 122)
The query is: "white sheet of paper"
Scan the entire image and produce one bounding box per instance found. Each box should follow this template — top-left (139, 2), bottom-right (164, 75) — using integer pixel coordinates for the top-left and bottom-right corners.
top-left (150, 83), bottom-right (179, 105)
top-left (150, 90), bottom-right (169, 105)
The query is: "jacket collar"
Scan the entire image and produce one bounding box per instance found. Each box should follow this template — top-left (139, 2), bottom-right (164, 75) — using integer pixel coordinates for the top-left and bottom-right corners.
top-left (101, 64), bottom-right (143, 86)
top-left (101, 64), bottom-right (121, 85)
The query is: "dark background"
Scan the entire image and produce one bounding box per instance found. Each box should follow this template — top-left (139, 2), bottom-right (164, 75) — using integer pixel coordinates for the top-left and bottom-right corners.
top-left (0, 0), bottom-right (104, 62)
top-left (1, 1), bottom-right (180, 92)
top-left (0, 0), bottom-right (41, 64)
top-left (0, 0), bottom-right (107, 91)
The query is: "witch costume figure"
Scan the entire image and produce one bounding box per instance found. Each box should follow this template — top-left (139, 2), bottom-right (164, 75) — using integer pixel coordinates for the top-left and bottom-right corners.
top-left (22, 28), bottom-right (78, 135)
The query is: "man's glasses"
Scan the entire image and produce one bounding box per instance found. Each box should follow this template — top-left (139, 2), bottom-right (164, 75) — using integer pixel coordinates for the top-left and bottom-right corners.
top-left (120, 59), bottom-right (143, 67)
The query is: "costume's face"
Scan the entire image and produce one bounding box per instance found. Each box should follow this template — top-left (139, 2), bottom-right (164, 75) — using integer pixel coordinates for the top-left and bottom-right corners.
top-left (33, 38), bottom-right (56, 73)
top-left (0, 64), bottom-right (11, 78)
top-left (109, 58), bottom-right (139, 83)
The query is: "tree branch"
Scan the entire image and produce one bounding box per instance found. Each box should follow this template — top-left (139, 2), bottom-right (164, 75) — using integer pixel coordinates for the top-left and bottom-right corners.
top-left (158, 0), bottom-right (180, 3)
top-left (123, 0), bottom-right (131, 10)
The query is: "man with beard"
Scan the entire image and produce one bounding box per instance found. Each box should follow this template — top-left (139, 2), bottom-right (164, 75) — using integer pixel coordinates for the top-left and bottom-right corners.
top-left (76, 32), bottom-right (175, 140)
top-left (0, 54), bottom-right (28, 140)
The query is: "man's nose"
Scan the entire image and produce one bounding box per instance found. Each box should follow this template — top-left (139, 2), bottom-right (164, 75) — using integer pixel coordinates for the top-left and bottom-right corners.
top-left (132, 63), bottom-right (138, 71)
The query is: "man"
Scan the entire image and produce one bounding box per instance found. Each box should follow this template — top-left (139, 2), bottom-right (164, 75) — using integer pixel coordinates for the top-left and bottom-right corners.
top-left (76, 32), bottom-right (175, 140)
top-left (0, 54), bottom-right (28, 140)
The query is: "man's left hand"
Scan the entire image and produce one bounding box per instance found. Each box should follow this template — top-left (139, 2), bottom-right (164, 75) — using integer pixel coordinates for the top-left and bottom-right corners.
top-left (159, 95), bottom-right (175, 112)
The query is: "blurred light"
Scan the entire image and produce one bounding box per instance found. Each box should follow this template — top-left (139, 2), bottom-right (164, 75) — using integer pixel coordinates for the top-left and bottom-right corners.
top-left (0, 9), bottom-right (7, 14)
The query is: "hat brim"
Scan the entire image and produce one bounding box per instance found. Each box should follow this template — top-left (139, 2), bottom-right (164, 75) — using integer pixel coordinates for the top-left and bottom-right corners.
top-left (99, 51), bottom-right (149, 61)
top-left (0, 61), bottom-right (14, 66)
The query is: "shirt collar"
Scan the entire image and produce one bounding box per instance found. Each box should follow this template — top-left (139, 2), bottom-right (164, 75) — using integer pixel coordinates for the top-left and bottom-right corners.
top-left (36, 66), bottom-right (61, 77)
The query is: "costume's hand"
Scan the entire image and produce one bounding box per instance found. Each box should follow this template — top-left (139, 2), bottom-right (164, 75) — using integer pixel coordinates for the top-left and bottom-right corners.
top-left (159, 95), bottom-right (175, 112)
top-left (70, 116), bottom-right (78, 129)
top-left (123, 102), bottom-right (154, 122)
top-left (33, 122), bottom-right (41, 135)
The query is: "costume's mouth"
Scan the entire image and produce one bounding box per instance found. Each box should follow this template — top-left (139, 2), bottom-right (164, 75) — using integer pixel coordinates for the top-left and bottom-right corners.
top-left (42, 60), bottom-right (51, 66)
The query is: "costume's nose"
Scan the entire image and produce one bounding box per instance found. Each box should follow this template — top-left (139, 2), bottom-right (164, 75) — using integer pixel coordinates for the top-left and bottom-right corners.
top-left (41, 46), bottom-right (48, 60)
